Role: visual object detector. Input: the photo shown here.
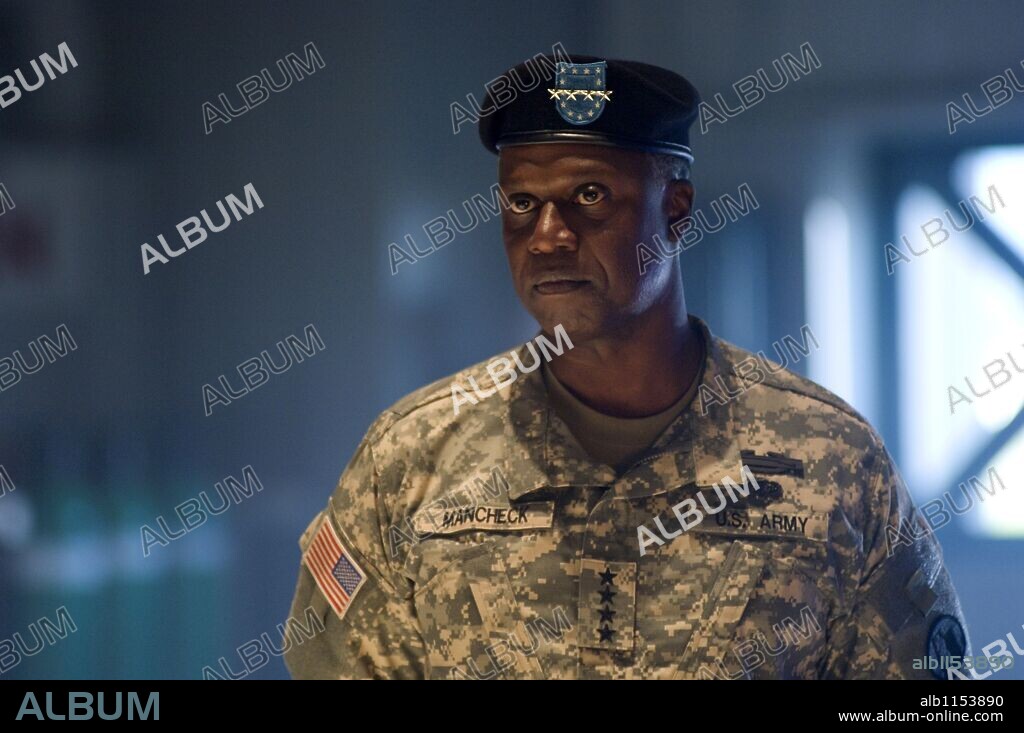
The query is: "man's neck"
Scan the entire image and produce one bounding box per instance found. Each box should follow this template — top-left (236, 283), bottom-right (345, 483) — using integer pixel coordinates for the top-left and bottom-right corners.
top-left (545, 311), bottom-right (704, 418)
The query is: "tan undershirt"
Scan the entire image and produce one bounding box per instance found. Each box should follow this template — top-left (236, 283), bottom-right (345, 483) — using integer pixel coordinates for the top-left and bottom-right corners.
top-left (541, 335), bottom-right (706, 474)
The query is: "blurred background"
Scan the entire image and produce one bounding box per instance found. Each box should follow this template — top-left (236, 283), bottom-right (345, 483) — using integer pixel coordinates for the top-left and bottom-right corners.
top-left (0, 0), bottom-right (1021, 679)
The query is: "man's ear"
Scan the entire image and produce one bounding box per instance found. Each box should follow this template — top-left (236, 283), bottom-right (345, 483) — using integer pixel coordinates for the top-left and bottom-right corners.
top-left (665, 179), bottom-right (695, 241)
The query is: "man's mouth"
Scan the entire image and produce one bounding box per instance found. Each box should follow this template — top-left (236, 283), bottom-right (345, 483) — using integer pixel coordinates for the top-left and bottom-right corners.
top-left (533, 277), bottom-right (590, 295)
top-left (534, 279), bottom-right (589, 295)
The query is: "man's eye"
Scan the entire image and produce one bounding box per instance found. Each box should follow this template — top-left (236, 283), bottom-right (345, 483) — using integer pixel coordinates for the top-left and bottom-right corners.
top-left (574, 187), bottom-right (606, 205)
top-left (510, 198), bottom-right (536, 213)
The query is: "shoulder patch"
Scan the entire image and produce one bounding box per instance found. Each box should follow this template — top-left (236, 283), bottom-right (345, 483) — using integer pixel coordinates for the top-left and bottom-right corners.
top-left (301, 514), bottom-right (368, 622)
top-left (927, 614), bottom-right (967, 680)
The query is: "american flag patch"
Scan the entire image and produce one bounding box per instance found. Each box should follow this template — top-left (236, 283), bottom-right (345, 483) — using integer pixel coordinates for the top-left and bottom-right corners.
top-left (302, 515), bottom-right (367, 621)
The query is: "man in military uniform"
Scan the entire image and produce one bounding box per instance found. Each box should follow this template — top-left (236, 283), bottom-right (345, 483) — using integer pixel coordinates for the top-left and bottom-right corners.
top-left (283, 54), bottom-right (970, 679)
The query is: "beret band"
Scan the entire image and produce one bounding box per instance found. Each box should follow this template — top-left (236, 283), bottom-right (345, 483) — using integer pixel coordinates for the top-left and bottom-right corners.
top-left (495, 131), bottom-right (694, 161)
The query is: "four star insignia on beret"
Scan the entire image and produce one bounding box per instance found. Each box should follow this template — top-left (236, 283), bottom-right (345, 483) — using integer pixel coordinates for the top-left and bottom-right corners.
top-left (548, 61), bottom-right (611, 125)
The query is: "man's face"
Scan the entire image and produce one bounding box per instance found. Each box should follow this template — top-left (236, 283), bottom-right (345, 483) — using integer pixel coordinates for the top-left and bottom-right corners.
top-left (498, 143), bottom-right (693, 341)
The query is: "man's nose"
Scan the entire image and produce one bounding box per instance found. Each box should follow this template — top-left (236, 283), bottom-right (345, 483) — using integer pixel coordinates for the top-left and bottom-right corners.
top-left (528, 202), bottom-right (578, 254)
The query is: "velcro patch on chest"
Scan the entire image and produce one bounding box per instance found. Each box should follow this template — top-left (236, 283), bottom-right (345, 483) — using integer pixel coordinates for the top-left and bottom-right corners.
top-left (411, 501), bottom-right (554, 535)
top-left (578, 559), bottom-right (636, 652)
top-left (694, 507), bottom-right (830, 541)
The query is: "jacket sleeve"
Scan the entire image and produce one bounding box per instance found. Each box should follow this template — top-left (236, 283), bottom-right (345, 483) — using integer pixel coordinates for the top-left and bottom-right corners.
top-left (283, 420), bottom-right (428, 679)
top-left (822, 435), bottom-right (971, 679)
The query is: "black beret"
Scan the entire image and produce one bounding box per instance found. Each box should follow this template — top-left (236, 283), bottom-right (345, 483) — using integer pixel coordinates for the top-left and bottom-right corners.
top-left (479, 53), bottom-right (701, 162)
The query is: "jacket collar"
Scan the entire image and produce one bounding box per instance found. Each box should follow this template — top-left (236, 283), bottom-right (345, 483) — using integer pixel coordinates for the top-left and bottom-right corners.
top-left (502, 314), bottom-right (745, 501)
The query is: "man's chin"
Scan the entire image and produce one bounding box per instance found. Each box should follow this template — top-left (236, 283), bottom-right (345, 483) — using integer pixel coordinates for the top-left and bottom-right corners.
top-left (531, 310), bottom-right (603, 344)
top-left (522, 289), bottom-right (613, 343)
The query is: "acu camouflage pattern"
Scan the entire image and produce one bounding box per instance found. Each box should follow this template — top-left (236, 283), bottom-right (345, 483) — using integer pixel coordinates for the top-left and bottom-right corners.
top-left (283, 315), bottom-right (970, 679)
